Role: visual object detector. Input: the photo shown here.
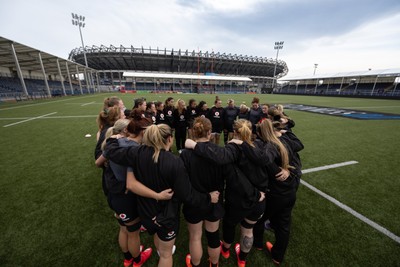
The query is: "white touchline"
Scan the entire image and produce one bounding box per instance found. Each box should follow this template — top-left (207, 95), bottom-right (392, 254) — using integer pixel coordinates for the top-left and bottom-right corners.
top-left (81, 101), bottom-right (95, 106)
top-left (302, 161), bottom-right (400, 244)
top-left (3, 112), bottom-right (57, 127)
top-left (302, 161), bottom-right (358, 174)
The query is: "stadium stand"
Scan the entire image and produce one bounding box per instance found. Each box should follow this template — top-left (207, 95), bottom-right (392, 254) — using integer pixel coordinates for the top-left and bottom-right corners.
top-left (1, 35), bottom-right (398, 100)
top-left (0, 36), bottom-right (97, 101)
top-left (68, 45), bottom-right (288, 94)
top-left (279, 69), bottom-right (400, 98)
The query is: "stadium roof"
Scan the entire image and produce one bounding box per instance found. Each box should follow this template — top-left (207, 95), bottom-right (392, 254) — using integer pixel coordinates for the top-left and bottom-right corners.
top-left (69, 45), bottom-right (288, 79)
top-left (0, 36), bottom-right (94, 76)
top-left (280, 68), bottom-right (400, 81)
top-left (123, 72), bottom-right (252, 82)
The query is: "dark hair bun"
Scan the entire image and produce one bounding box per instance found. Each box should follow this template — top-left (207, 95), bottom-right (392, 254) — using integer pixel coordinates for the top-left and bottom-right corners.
top-left (130, 108), bottom-right (144, 120)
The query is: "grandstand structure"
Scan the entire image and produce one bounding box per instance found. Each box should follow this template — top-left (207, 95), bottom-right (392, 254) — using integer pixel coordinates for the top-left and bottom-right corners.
top-left (1, 35), bottom-right (398, 100)
top-left (0, 36), bottom-right (98, 100)
top-left (279, 69), bottom-right (400, 97)
top-left (68, 45), bottom-right (288, 93)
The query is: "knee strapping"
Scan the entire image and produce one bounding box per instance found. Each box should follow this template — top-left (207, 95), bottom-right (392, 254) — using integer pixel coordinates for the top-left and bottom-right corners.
top-left (126, 221), bottom-right (141, 232)
top-left (205, 230), bottom-right (220, 249)
top-left (241, 220), bottom-right (255, 229)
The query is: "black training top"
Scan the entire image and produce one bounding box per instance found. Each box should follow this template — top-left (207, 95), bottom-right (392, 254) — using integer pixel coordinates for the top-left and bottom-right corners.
top-left (180, 145), bottom-right (225, 206)
top-left (223, 106), bottom-right (240, 132)
top-left (207, 106), bottom-right (225, 133)
top-left (163, 106), bottom-right (175, 127)
top-left (279, 131), bottom-right (304, 179)
top-left (250, 138), bottom-right (300, 195)
top-left (94, 126), bottom-right (110, 160)
top-left (185, 107), bottom-right (199, 129)
top-left (156, 110), bottom-right (167, 125)
top-left (105, 138), bottom-right (211, 222)
top-left (248, 107), bottom-right (262, 132)
top-left (196, 108), bottom-right (209, 119)
top-left (192, 142), bottom-right (263, 210)
top-left (173, 109), bottom-right (188, 129)
top-left (238, 110), bottom-right (249, 120)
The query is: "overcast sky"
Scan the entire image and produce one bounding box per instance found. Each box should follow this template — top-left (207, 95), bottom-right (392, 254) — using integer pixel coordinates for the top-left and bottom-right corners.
top-left (1, 0), bottom-right (399, 77)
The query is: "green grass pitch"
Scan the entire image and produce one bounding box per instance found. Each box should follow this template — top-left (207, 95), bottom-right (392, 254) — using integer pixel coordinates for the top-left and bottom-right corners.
top-left (0, 92), bottom-right (399, 266)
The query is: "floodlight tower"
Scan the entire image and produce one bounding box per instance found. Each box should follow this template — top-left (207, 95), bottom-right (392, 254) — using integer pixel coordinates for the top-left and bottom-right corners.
top-left (71, 13), bottom-right (88, 67)
top-left (313, 63), bottom-right (318, 75)
top-left (272, 41), bottom-right (284, 90)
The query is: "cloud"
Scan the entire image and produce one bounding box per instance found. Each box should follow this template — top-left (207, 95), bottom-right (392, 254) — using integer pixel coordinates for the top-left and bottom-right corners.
top-left (284, 12), bottom-right (400, 76)
top-left (1, 0), bottom-right (399, 76)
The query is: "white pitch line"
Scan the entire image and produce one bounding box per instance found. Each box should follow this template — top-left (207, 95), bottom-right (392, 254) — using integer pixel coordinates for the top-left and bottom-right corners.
top-left (302, 162), bottom-right (400, 244)
top-left (340, 106), bottom-right (400, 109)
top-left (0, 115), bottom-right (97, 121)
top-left (39, 115), bottom-right (97, 119)
top-left (0, 94), bottom-right (107, 111)
top-left (0, 117), bottom-right (31, 120)
top-left (302, 161), bottom-right (358, 174)
top-left (81, 101), bottom-right (95, 106)
top-left (3, 112), bottom-right (57, 127)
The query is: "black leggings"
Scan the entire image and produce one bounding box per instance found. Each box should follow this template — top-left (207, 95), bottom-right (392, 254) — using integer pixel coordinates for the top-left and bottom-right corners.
top-left (175, 126), bottom-right (187, 151)
top-left (253, 192), bottom-right (296, 263)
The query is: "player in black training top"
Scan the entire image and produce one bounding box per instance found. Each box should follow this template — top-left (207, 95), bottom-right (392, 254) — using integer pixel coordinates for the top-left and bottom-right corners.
top-left (251, 119), bottom-right (303, 265)
top-left (185, 99), bottom-right (198, 139)
top-left (180, 117), bottom-right (225, 267)
top-left (207, 96), bottom-right (225, 145)
top-left (223, 99), bottom-right (239, 144)
top-left (105, 124), bottom-right (219, 267)
top-left (186, 119), bottom-right (271, 267)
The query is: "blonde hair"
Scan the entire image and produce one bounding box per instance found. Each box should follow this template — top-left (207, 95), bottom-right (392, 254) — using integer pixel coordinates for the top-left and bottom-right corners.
top-left (142, 124), bottom-right (172, 163)
top-left (101, 119), bottom-right (131, 150)
top-left (175, 99), bottom-right (185, 113)
top-left (233, 119), bottom-right (254, 147)
top-left (96, 105), bottom-right (122, 130)
top-left (256, 119), bottom-right (291, 170)
top-left (239, 104), bottom-right (249, 113)
top-left (276, 104), bottom-right (284, 113)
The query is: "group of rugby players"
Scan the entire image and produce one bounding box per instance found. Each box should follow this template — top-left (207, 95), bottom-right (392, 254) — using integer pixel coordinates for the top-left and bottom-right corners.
top-left (94, 95), bottom-right (303, 267)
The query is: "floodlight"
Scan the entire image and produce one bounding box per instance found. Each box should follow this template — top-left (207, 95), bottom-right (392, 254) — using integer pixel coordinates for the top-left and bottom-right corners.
top-left (272, 41), bottom-right (284, 90)
top-left (70, 12), bottom-right (88, 67)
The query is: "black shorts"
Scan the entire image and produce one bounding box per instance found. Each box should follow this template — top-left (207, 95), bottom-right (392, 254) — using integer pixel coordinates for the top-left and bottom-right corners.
top-left (140, 217), bottom-right (180, 242)
top-left (107, 192), bottom-right (139, 225)
top-left (245, 199), bottom-right (266, 222)
top-left (183, 202), bottom-right (225, 224)
top-left (225, 199), bottom-right (265, 224)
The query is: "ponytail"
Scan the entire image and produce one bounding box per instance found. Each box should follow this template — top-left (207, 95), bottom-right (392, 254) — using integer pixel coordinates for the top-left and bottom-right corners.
top-left (101, 119), bottom-right (130, 151)
top-left (233, 119), bottom-right (254, 147)
top-left (256, 119), bottom-right (291, 170)
top-left (142, 124), bottom-right (172, 163)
